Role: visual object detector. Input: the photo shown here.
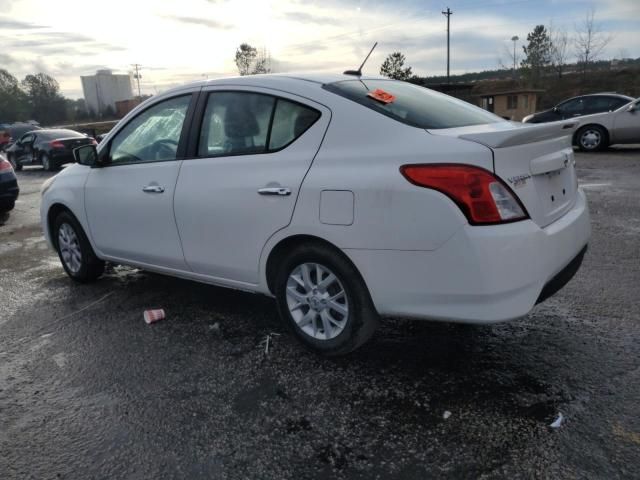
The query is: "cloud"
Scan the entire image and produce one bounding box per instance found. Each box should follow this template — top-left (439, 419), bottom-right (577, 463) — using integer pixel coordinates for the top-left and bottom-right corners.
top-left (281, 11), bottom-right (344, 25)
top-left (0, 16), bottom-right (47, 29)
top-left (162, 15), bottom-right (233, 29)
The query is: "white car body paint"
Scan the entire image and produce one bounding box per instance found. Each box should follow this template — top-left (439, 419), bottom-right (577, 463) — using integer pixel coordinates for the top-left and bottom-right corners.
top-left (41, 73), bottom-right (591, 324)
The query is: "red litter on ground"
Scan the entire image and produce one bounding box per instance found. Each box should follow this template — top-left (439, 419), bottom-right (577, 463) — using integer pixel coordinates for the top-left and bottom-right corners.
top-left (144, 309), bottom-right (165, 324)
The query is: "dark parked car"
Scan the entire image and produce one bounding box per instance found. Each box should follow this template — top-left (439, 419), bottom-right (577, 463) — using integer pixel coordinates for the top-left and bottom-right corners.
top-left (5, 129), bottom-right (96, 171)
top-left (522, 93), bottom-right (635, 124)
top-left (0, 123), bottom-right (43, 151)
top-left (0, 154), bottom-right (19, 212)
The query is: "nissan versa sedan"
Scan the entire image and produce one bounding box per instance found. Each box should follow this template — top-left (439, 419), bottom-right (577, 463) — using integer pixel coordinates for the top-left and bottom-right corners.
top-left (40, 74), bottom-right (591, 355)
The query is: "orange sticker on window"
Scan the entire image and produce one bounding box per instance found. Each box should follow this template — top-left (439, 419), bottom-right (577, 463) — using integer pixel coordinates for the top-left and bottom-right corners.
top-left (367, 89), bottom-right (396, 104)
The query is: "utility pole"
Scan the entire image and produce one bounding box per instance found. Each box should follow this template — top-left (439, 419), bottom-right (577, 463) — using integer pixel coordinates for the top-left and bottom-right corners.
top-left (511, 36), bottom-right (519, 77)
top-left (442, 7), bottom-right (453, 84)
top-left (131, 63), bottom-right (142, 100)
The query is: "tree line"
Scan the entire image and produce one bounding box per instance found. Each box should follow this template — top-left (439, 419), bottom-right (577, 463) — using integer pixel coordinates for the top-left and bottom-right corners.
top-left (0, 69), bottom-right (94, 125)
top-left (378, 9), bottom-right (620, 86)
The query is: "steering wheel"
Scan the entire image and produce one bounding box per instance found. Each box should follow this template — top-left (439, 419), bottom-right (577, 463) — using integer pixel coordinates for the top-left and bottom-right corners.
top-left (152, 139), bottom-right (178, 160)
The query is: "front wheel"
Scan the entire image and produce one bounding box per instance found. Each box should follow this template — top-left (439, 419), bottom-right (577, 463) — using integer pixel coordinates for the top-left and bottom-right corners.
top-left (53, 211), bottom-right (104, 282)
top-left (8, 154), bottom-right (22, 171)
top-left (576, 125), bottom-right (607, 152)
top-left (274, 243), bottom-right (379, 356)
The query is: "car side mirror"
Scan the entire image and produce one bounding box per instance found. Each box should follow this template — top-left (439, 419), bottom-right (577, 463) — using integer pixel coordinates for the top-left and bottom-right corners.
top-left (627, 103), bottom-right (637, 113)
top-left (552, 107), bottom-right (559, 113)
top-left (73, 144), bottom-right (99, 167)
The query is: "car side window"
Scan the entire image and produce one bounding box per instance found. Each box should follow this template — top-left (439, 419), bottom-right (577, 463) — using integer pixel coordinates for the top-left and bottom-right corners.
top-left (560, 98), bottom-right (583, 114)
top-left (269, 99), bottom-right (320, 150)
top-left (20, 133), bottom-right (34, 144)
top-left (610, 98), bottom-right (631, 110)
top-left (584, 96), bottom-right (613, 114)
top-left (109, 95), bottom-right (191, 165)
top-left (198, 92), bottom-right (274, 157)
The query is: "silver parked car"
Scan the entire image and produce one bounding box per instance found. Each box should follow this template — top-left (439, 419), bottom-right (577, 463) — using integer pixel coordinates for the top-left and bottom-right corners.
top-left (526, 97), bottom-right (639, 152)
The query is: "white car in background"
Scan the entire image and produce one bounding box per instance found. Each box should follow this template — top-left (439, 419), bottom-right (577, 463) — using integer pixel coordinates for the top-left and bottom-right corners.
top-left (570, 97), bottom-right (640, 151)
top-left (40, 74), bottom-right (590, 355)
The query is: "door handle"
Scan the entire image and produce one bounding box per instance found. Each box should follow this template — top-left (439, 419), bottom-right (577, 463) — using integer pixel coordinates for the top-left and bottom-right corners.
top-left (142, 185), bottom-right (165, 193)
top-left (258, 187), bottom-right (291, 196)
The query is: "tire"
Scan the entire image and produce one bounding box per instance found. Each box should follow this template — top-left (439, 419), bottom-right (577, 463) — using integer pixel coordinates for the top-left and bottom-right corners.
top-left (53, 211), bottom-right (104, 282)
top-left (274, 243), bottom-right (379, 356)
top-left (576, 125), bottom-right (608, 152)
top-left (0, 201), bottom-right (15, 213)
top-left (8, 154), bottom-right (22, 171)
top-left (42, 153), bottom-right (56, 171)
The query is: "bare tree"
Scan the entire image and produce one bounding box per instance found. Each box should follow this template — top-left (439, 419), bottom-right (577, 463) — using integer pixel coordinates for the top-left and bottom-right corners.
top-left (548, 21), bottom-right (570, 79)
top-left (574, 9), bottom-right (613, 78)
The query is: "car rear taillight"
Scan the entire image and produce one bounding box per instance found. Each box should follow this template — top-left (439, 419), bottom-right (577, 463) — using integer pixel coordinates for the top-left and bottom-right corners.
top-left (0, 158), bottom-right (13, 172)
top-left (90, 138), bottom-right (98, 145)
top-left (50, 141), bottom-right (65, 149)
top-left (400, 164), bottom-right (528, 225)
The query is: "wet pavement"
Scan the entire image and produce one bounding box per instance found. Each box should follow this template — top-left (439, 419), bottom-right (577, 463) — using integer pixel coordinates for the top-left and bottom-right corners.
top-left (1, 149), bottom-right (639, 479)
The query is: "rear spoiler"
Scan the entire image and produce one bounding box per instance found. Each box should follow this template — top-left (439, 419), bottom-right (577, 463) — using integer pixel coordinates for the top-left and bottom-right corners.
top-left (455, 121), bottom-right (578, 149)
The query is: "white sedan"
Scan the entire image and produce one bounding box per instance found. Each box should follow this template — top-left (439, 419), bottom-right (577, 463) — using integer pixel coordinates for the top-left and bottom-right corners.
top-left (40, 74), bottom-right (591, 355)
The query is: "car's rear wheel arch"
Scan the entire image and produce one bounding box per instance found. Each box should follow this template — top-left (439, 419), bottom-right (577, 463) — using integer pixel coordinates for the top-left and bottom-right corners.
top-left (265, 234), bottom-right (368, 297)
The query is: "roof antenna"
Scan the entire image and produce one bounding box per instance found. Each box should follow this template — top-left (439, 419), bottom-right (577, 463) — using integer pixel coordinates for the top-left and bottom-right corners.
top-left (344, 42), bottom-right (378, 76)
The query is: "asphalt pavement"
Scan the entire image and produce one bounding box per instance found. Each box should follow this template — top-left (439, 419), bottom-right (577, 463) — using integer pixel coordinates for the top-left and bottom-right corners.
top-left (1, 148), bottom-right (639, 479)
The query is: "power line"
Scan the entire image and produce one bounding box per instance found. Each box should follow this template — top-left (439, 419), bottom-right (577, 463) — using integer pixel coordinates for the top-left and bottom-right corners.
top-left (131, 63), bottom-right (142, 99)
top-left (442, 7), bottom-right (453, 84)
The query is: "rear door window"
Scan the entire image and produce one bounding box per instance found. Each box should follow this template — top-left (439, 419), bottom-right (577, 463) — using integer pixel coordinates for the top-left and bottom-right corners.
top-left (323, 79), bottom-right (503, 129)
top-left (197, 92), bottom-right (321, 157)
top-left (268, 99), bottom-right (320, 150)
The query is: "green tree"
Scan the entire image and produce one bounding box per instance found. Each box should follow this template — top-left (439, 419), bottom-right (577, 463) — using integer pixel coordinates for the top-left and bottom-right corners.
top-left (520, 25), bottom-right (552, 85)
top-left (380, 52), bottom-right (413, 81)
top-left (0, 69), bottom-right (28, 122)
top-left (21, 73), bottom-right (67, 124)
top-left (235, 43), bottom-right (257, 76)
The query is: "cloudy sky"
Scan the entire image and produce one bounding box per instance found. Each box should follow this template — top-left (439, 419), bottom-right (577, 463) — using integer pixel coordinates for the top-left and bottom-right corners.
top-left (1, 0), bottom-right (638, 98)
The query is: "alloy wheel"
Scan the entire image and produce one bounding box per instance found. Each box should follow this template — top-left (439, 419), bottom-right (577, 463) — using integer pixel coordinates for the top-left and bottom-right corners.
top-left (58, 223), bottom-right (82, 273)
top-left (286, 263), bottom-right (349, 340)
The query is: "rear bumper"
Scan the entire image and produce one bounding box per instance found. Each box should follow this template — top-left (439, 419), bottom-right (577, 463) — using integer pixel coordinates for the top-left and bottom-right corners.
top-left (344, 189), bottom-right (591, 324)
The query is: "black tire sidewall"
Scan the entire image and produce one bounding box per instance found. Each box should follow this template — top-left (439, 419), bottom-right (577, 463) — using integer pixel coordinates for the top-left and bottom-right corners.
top-left (274, 244), bottom-right (377, 355)
top-left (53, 212), bottom-right (103, 282)
top-left (8, 154), bottom-right (21, 171)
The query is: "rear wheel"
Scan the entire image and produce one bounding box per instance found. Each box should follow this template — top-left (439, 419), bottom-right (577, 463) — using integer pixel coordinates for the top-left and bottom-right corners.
top-left (53, 211), bottom-right (104, 282)
top-left (42, 153), bottom-right (56, 171)
top-left (576, 125), bottom-right (607, 152)
top-left (274, 243), bottom-right (379, 356)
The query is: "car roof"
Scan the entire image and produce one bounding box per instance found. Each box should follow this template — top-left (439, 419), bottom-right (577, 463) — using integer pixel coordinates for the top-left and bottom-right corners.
top-left (36, 129), bottom-right (85, 137)
top-left (163, 72), bottom-right (387, 95)
top-left (576, 93), bottom-right (634, 101)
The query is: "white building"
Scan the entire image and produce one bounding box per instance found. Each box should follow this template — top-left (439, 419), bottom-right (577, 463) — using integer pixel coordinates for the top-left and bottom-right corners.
top-left (81, 69), bottom-right (134, 115)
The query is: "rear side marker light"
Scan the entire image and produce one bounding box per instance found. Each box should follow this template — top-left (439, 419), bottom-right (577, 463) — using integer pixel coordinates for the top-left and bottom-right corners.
top-left (400, 164), bottom-right (528, 225)
top-left (50, 141), bottom-right (65, 149)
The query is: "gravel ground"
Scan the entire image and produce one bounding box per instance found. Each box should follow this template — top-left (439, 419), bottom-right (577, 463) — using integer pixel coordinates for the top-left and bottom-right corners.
top-left (1, 148), bottom-right (639, 479)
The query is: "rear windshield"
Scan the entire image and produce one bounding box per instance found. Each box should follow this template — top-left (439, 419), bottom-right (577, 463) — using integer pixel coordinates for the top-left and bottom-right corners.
top-left (323, 79), bottom-right (503, 129)
top-left (39, 129), bottom-right (85, 139)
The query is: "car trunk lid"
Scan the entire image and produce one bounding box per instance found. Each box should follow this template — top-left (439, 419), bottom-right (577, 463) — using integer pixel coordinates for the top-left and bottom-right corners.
top-left (53, 136), bottom-right (93, 151)
top-left (428, 121), bottom-right (579, 228)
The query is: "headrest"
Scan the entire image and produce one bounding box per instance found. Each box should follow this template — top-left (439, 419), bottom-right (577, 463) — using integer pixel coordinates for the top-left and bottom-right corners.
top-left (224, 103), bottom-right (260, 138)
